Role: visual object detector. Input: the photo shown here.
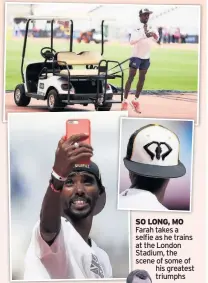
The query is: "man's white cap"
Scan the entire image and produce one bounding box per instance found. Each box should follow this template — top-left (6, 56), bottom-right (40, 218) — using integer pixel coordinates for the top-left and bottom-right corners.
top-left (139, 8), bottom-right (153, 16)
top-left (124, 124), bottom-right (186, 178)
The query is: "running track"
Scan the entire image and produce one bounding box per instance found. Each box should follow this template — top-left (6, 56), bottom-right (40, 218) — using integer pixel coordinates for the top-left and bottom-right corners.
top-left (4, 92), bottom-right (198, 122)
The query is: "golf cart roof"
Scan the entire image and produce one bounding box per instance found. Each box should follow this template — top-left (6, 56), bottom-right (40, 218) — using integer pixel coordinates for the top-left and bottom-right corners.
top-left (24, 15), bottom-right (115, 21)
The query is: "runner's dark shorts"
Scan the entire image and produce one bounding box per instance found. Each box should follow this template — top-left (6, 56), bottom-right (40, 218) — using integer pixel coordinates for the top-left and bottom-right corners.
top-left (129, 57), bottom-right (150, 70)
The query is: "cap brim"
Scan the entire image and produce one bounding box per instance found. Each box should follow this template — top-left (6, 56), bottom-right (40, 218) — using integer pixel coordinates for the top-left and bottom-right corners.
top-left (93, 190), bottom-right (106, 216)
top-left (140, 11), bottom-right (153, 15)
top-left (124, 158), bottom-right (186, 179)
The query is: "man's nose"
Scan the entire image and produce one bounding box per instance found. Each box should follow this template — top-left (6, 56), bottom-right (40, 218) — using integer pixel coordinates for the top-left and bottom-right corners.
top-left (75, 182), bottom-right (86, 194)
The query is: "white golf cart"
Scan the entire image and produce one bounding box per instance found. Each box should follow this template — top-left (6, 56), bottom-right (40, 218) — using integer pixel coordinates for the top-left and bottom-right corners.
top-left (14, 16), bottom-right (124, 111)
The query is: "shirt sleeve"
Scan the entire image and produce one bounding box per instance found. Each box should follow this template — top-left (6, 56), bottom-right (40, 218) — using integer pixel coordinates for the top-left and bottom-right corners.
top-left (130, 29), bottom-right (145, 43)
top-left (32, 220), bottom-right (65, 258)
top-left (24, 219), bottom-right (69, 280)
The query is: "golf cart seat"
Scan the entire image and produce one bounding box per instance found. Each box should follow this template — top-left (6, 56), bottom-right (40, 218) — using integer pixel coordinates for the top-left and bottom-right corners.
top-left (55, 51), bottom-right (112, 77)
top-left (57, 51), bottom-right (102, 65)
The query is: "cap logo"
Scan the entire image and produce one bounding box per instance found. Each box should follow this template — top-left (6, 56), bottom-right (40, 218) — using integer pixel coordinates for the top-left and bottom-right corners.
top-left (143, 141), bottom-right (172, 161)
top-left (74, 164), bottom-right (90, 168)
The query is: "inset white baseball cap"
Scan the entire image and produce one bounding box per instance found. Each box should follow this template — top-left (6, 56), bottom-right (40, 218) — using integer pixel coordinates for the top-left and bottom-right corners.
top-left (124, 124), bottom-right (186, 178)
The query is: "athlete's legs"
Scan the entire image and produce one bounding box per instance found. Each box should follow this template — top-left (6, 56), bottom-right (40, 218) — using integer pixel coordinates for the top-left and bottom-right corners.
top-left (135, 69), bottom-right (148, 98)
top-left (121, 67), bottom-right (137, 111)
top-left (129, 69), bottom-right (148, 113)
top-left (121, 58), bottom-right (149, 113)
top-left (124, 67), bottom-right (137, 99)
top-left (129, 58), bottom-right (150, 113)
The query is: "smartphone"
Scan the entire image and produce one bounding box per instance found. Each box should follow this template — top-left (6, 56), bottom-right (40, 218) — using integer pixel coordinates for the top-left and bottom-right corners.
top-left (66, 119), bottom-right (91, 164)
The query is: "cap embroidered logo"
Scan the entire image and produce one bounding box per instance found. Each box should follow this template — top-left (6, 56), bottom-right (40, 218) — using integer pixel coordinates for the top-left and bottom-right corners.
top-left (143, 141), bottom-right (172, 161)
top-left (74, 164), bottom-right (90, 168)
top-left (130, 125), bottom-right (179, 167)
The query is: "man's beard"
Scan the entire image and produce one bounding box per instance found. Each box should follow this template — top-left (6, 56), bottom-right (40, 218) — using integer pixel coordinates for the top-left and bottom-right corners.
top-left (142, 19), bottom-right (148, 24)
top-left (140, 17), bottom-right (148, 24)
top-left (63, 194), bottom-right (98, 220)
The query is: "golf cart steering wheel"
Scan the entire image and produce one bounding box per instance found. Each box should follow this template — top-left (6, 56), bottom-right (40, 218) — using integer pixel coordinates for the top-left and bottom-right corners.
top-left (40, 47), bottom-right (56, 60)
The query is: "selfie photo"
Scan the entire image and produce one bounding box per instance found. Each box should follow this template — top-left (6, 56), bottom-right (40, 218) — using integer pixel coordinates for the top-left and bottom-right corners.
top-left (8, 111), bottom-right (129, 280)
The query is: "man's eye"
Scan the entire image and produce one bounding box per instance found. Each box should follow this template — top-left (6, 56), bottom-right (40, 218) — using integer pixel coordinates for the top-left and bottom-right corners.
top-left (84, 177), bottom-right (94, 185)
top-left (65, 179), bottom-right (74, 186)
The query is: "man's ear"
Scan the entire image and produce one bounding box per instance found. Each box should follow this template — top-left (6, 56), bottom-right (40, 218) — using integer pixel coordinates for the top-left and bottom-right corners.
top-left (129, 171), bottom-right (135, 182)
top-left (129, 171), bottom-right (138, 188)
top-left (99, 185), bottom-right (105, 196)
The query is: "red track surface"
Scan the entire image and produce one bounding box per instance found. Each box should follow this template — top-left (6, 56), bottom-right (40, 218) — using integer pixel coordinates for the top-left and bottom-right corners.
top-left (4, 92), bottom-right (198, 122)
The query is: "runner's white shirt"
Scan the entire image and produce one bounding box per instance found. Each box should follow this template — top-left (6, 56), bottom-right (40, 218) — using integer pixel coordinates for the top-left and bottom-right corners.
top-left (119, 188), bottom-right (168, 211)
top-left (24, 217), bottom-right (112, 280)
top-left (130, 24), bottom-right (159, 59)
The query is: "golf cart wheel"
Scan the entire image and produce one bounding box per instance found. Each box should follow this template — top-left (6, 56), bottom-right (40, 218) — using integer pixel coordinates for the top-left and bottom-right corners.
top-left (95, 103), bottom-right (112, 111)
top-left (14, 84), bottom-right (31, 106)
top-left (47, 89), bottom-right (65, 112)
top-left (95, 94), bottom-right (113, 111)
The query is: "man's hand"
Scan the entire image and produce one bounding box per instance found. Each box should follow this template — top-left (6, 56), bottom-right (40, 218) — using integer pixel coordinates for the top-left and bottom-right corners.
top-left (146, 31), bottom-right (158, 40)
top-left (143, 25), bottom-right (158, 40)
top-left (53, 133), bottom-right (93, 178)
top-left (150, 32), bottom-right (158, 40)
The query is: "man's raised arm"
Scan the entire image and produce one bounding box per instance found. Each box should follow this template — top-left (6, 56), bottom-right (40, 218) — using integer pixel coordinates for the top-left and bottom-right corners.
top-left (40, 134), bottom-right (93, 244)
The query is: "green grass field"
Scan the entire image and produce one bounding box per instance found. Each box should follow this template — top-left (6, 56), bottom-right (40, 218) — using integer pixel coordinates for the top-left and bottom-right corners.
top-left (5, 30), bottom-right (199, 91)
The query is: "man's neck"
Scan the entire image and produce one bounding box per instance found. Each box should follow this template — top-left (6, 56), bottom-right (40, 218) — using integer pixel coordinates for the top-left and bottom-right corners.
top-left (133, 179), bottom-right (169, 203)
top-left (69, 215), bottom-right (93, 245)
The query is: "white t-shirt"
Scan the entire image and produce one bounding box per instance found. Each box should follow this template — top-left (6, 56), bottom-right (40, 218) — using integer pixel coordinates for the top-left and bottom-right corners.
top-left (24, 217), bottom-right (112, 280)
top-left (118, 188), bottom-right (168, 211)
top-left (130, 25), bottom-right (159, 59)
